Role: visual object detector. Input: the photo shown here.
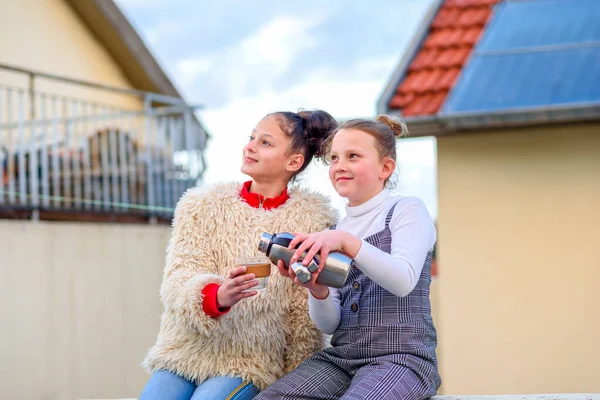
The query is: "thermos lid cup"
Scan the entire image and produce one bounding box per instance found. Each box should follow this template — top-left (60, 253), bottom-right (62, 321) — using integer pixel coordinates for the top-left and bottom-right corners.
top-left (258, 232), bottom-right (273, 254)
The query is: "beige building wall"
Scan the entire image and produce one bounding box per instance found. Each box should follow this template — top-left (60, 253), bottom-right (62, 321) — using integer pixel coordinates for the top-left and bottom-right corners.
top-left (435, 123), bottom-right (600, 394)
top-left (0, 0), bottom-right (143, 109)
top-left (0, 220), bottom-right (169, 400)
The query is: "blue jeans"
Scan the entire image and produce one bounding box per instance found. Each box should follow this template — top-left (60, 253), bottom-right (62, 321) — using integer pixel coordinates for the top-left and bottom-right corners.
top-left (140, 370), bottom-right (259, 400)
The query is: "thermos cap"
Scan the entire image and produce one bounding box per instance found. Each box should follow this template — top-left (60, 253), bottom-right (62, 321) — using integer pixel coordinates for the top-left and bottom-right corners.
top-left (258, 232), bottom-right (273, 254)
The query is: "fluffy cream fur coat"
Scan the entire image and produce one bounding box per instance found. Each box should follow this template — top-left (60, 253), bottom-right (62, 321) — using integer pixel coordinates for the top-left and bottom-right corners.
top-left (143, 182), bottom-right (338, 390)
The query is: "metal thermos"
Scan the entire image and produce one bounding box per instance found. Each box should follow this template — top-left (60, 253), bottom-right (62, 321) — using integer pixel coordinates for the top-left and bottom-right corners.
top-left (258, 232), bottom-right (353, 288)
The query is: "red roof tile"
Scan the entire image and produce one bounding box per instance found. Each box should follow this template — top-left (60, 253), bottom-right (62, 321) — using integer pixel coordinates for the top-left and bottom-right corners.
top-left (389, 93), bottom-right (415, 109)
top-left (410, 49), bottom-right (440, 70)
top-left (436, 67), bottom-right (462, 90)
top-left (431, 8), bottom-right (463, 29)
top-left (389, 0), bottom-right (501, 116)
top-left (446, 0), bottom-right (498, 7)
top-left (436, 46), bottom-right (471, 67)
top-left (460, 26), bottom-right (484, 45)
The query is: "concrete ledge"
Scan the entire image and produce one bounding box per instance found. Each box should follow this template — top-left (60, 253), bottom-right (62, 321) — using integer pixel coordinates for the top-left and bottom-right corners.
top-left (433, 395), bottom-right (600, 400)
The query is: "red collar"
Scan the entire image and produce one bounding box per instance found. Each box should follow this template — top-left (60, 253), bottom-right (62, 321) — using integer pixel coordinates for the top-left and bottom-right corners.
top-left (240, 181), bottom-right (289, 210)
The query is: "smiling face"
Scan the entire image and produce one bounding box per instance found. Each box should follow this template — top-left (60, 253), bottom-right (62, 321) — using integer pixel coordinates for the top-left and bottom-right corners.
top-left (240, 115), bottom-right (304, 183)
top-left (328, 128), bottom-right (395, 206)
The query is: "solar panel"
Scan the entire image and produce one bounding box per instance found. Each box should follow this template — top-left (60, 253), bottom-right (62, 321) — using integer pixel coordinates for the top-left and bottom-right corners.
top-left (480, 0), bottom-right (600, 51)
top-left (443, 46), bottom-right (600, 113)
top-left (442, 0), bottom-right (600, 113)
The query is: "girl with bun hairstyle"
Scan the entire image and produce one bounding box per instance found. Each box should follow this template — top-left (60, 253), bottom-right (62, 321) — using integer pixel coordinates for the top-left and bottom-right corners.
top-left (257, 115), bottom-right (441, 400)
top-left (140, 110), bottom-right (339, 400)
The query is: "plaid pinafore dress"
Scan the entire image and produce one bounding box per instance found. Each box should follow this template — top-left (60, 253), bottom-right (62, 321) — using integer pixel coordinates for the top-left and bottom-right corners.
top-left (257, 201), bottom-right (441, 400)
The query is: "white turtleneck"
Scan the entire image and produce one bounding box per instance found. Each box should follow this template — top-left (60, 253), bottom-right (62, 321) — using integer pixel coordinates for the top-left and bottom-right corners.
top-left (308, 188), bottom-right (436, 334)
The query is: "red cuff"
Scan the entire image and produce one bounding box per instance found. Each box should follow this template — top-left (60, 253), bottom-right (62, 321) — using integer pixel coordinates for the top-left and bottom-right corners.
top-left (201, 283), bottom-right (231, 318)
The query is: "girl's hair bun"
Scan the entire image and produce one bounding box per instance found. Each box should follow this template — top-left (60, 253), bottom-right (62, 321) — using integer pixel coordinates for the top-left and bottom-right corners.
top-left (375, 114), bottom-right (408, 138)
top-left (297, 110), bottom-right (337, 158)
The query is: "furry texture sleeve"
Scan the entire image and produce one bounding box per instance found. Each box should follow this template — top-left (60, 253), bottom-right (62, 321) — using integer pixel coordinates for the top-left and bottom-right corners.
top-left (159, 191), bottom-right (224, 336)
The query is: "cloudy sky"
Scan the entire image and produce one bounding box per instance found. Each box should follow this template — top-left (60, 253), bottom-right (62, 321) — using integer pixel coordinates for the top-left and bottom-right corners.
top-left (115, 0), bottom-right (438, 217)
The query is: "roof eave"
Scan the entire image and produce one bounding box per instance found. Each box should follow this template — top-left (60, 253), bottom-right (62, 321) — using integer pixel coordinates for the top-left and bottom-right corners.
top-left (397, 103), bottom-right (600, 138)
top-left (65, 0), bottom-right (181, 99)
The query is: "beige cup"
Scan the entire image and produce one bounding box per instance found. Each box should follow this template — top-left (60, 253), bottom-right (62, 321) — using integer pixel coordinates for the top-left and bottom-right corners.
top-left (236, 256), bottom-right (271, 291)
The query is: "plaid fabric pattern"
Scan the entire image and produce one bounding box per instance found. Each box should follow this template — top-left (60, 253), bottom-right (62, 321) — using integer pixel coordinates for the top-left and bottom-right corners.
top-left (257, 202), bottom-right (441, 399)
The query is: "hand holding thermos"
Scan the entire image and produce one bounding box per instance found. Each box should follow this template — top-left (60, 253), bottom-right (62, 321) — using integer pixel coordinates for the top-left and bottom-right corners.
top-left (257, 231), bottom-right (354, 289)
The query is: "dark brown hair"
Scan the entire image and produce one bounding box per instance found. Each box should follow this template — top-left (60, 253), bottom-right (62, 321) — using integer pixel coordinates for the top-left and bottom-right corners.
top-left (269, 109), bottom-right (338, 177)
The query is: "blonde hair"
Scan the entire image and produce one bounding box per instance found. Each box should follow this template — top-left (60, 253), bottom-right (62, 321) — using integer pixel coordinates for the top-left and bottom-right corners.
top-left (331, 114), bottom-right (408, 187)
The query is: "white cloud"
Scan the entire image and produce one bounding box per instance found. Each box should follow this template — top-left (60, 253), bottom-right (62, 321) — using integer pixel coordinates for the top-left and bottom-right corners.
top-left (143, 20), bottom-right (180, 47)
top-left (197, 56), bottom-right (398, 123)
top-left (175, 15), bottom-right (322, 98)
top-left (177, 56), bottom-right (216, 85)
top-left (240, 16), bottom-right (319, 72)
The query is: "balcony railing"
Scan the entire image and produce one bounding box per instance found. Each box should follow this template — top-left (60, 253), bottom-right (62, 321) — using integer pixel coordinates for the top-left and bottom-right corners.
top-left (0, 63), bottom-right (208, 222)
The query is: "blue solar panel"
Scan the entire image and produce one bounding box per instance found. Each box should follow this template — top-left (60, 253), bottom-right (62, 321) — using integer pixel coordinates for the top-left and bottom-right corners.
top-left (443, 46), bottom-right (600, 113)
top-left (442, 0), bottom-right (600, 113)
top-left (480, 0), bottom-right (600, 51)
